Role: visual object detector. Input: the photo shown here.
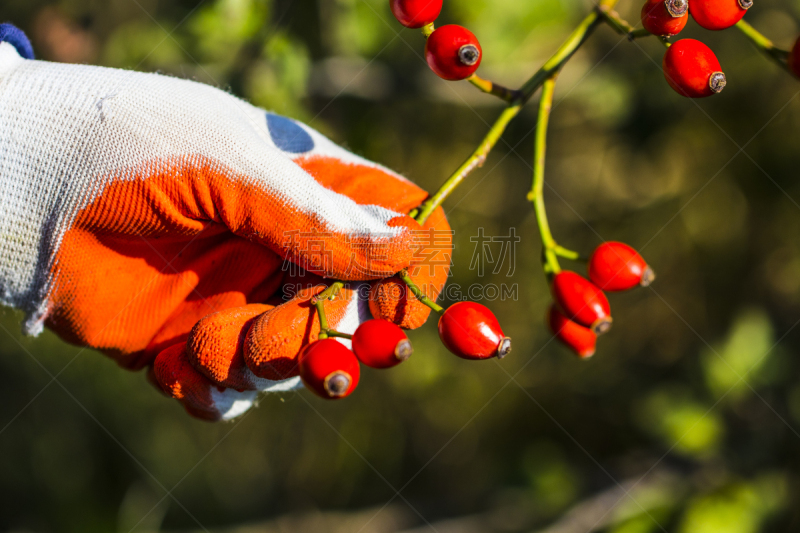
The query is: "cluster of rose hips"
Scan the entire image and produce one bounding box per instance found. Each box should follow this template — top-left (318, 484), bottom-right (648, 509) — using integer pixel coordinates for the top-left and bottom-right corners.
top-left (297, 319), bottom-right (408, 399)
top-left (642, 0), bottom-right (754, 98)
top-left (299, 298), bottom-right (511, 400)
top-left (547, 242), bottom-right (654, 358)
top-left (390, 0), bottom-right (482, 81)
top-left (383, 0), bottom-right (659, 364)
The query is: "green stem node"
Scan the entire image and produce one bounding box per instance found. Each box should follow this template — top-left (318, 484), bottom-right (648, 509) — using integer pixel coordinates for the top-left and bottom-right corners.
top-left (313, 281), bottom-right (349, 340)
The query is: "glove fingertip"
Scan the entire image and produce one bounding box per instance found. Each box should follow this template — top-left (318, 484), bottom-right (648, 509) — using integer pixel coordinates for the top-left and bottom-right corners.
top-left (336, 215), bottom-right (420, 280)
top-left (243, 287), bottom-right (321, 380)
top-left (369, 277), bottom-right (432, 330)
top-left (244, 284), bottom-right (355, 378)
top-left (154, 343), bottom-right (254, 421)
top-left (146, 364), bottom-right (172, 397)
top-left (186, 304), bottom-right (272, 390)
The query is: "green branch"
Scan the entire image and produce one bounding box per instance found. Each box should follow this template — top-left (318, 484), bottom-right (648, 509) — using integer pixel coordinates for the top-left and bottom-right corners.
top-left (413, 104), bottom-right (522, 224)
top-left (467, 74), bottom-right (523, 103)
top-left (517, 9), bottom-right (604, 102)
top-left (598, 7), bottom-right (669, 48)
top-left (526, 75), bottom-right (562, 275)
top-left (736, 20), bottom-right (791, 73)
top-left (413, 0), bottom-right (622, 225)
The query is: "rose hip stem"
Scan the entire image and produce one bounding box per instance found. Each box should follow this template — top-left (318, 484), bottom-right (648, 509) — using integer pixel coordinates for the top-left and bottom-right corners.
top-left (735, 20), bottom-right (791, 73)
top-left (600, 6), bottom-right (670, 47)
top-left (399, 269), bottom-right (444, 314)
top-left (312, 281), bottom-right (351, 340)
top-left (522, 75), bottom-right (582, 277)
top-left (467, 74), bottom-right (523, 103)
top-left (527, 75), bottom-right (560, 276)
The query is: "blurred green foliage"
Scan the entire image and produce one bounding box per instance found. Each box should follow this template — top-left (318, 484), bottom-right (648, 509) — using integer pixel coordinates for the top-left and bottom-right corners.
top-left (2, 0), bottom-right (800, 531)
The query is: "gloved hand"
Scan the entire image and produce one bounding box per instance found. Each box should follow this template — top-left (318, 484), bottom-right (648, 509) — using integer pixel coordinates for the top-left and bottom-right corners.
top-left (0, 26), bottom-right (451, 421)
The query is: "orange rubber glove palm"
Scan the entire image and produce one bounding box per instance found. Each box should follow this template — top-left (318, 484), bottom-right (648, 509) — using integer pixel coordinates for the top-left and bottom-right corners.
top-left (0, 35), bottom-right (451, 420)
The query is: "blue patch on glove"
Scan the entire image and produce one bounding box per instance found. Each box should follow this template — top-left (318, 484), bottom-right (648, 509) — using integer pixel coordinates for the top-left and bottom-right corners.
top-left (266, 113), bottom-right (314, 154)
top-left (0, 24), bottom-right (34, 60)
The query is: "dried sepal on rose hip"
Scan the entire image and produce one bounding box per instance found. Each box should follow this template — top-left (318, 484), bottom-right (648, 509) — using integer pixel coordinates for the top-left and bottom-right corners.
top-left (689, 0), bottom-right (752, 31)
top-left (390, 0), bottom-right (443, 29)
top-left (425, 25), bottom-right (482, 81)
top-left (299, 339), bottom-right (360, 399)
top-left (438, 301), bottom-right (511, 360)
top-left (588, 242), bottom-right (654, 292)
top-left (352, 319), bottom-right (412, 369)
top-left (551, 271), bottom-right (612, 335)
top-left (641, 0), bottom-right (688, 37)
top-left (547, 304), bottom-right (597, 358)
top-left (663, 39), bottom-right (726, 98)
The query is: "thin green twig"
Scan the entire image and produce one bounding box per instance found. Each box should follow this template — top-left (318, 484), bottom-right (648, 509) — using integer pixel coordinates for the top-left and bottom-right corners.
top-left (413, 104), bottom-right (522, 224)
top-left (313, 282), bottom-right (351, 340)
top-left (736, 19), bottom-right (791, 73)
top-left (467, 74), bottom-right (523, 103)
top-left (526, 75), bottom-right (562, 275)
top-left (554, 245), bottom-right (583, 261)
top-left (314, 298), bottom-right (331, 340)
top-left (399, 270), bottom-right (444, 314)
top-left (598, 7), bottom-right (669, 48)
top-left (413, 0), bottom-right (621, 225)
top-left (518, 0), bottom-right (621, 103)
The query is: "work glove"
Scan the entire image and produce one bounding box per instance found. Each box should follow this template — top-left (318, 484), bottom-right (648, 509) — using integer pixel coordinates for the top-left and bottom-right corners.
top-left (0, 26), bottom-right (451, 420)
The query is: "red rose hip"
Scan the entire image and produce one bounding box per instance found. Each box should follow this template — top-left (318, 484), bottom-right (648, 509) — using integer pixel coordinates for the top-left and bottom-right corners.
top-left (352, 319), bottom-right (413, 369)
top-left (390, 0), bottom-right (443, 28)
top-left (663, 39), bottom-right (726, 98)
top-left (299, 339), bottom-right (360, 399)
top-left (438, 302), bottom-right (511, 360)
top-left (425, 25), bottom-right (482, 81)
top-left (551, 271), bottom-right (612, 335)
top-left (789, 36), bottom-right (800, 78)
top-left (641, 0), bottom-right (688, 37)
top-left (588, 242), bottom-right (654, 292)
top-left (689, 0), bottom-right (751, 31)
top-left (547, 305), bottom-right (597, 358)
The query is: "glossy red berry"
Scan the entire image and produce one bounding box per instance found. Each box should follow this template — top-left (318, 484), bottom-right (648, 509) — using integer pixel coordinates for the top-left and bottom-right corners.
top-left (789, 36), bottom-right (800, 78)
top-left (588, 242), bottom-right (654, 292)
top-left (641, 0), bottom-right (688, 36)
top-left (547, 305), bottom-right (597, 358)
top-left (425, 25), bottom-right (482, 81)
top-left (390, 0), bottom-right (443, 28)
top-left (551, 271), bottom-right (612, 335)
top-left (299, 339), bottom-right (360, 399)
top-left (352, 319), bottom-right (412, 369)
top-left (663, 39), bottom-right (726, 98)
top-left (438, 302), bottom-right (511, 360)
top-left (689, 0), bottom-right (751, 31)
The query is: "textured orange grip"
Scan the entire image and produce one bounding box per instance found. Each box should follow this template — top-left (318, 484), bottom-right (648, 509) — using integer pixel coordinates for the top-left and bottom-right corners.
top-left (369, 206), bottom-right (452, 329)
top-left (186, 303), bottom-right (273, 390)
top-left (244, 284), bottom-right (352, 380)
